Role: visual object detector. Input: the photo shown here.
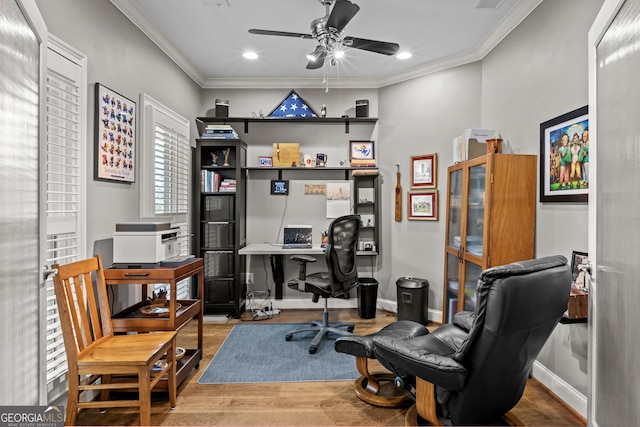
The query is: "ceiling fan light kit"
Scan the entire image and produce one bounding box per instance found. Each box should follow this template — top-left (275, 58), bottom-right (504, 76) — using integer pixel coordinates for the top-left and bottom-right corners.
top-left (248, 0), bottom-right (400, 73)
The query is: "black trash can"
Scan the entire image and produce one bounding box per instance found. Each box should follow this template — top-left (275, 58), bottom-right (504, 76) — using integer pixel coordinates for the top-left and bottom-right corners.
top-left (396, 277), bottom-right (429, 324)
top-left (357, 277), bottom-right (379, 319)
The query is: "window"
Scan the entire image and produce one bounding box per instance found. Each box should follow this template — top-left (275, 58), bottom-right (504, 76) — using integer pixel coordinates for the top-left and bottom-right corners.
top-left (140, 94), bottom-right (190, 221)
top-left (139, 95), bottom-right (192, 297)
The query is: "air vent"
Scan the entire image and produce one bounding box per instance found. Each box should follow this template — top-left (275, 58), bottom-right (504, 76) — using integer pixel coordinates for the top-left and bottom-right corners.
top-left (475, 0), bottom-right (505, 8)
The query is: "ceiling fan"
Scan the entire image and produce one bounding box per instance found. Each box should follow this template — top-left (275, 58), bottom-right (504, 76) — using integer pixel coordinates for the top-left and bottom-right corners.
top-left (248, 0), bottom-right (400, 70)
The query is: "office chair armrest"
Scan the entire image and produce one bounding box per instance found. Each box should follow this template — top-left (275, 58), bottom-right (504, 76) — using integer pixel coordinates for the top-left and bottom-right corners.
top-left (290, 254), bottom-right (317, 280)
top-left (290, 254), bottom-right (316, 263)
top-left (373, 335), bottom-right (467, 391)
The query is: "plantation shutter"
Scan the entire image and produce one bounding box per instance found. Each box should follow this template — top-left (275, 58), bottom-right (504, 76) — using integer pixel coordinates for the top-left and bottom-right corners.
top-left (44, 39), bottom-right (86, 398)
top-left (139, 95), bottom-right (191, 298)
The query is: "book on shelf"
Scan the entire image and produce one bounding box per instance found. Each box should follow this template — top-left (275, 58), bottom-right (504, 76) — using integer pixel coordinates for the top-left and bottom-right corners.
top-left (200, 124), bottom-right (238, 139)
top-left (350, 159), bottom-right (377, 168)
top-left (201, 170), bottom-right (221, 192)
top-left (219, 179), bottom-right (236, 192)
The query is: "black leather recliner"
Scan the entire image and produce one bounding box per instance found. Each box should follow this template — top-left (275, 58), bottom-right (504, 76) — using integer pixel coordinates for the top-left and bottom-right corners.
top-left (373, 255), bottom-right (571, 426)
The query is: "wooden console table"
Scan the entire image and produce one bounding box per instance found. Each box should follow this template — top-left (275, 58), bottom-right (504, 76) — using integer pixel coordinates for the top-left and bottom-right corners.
top-left (104, 258), bottom-right (204, 390)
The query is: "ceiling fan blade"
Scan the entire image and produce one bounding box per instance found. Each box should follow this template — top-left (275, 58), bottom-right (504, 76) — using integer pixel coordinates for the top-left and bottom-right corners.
top-left (343, 36), bottom-right (400, 55)
top-left (326, 0), bottom-right (360, 32)
top-left (249, 29), bottom-right (313, 39)
top-left (306, 50), bottom-right (326, 69)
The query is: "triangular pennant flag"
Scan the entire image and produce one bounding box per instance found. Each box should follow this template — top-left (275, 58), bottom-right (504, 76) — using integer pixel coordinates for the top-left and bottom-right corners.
top-left (268, 90), bottom-right (318, 118)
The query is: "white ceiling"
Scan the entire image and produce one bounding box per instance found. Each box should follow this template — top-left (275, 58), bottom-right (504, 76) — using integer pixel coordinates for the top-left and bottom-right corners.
top-left (110, 0), bottom-right (542, 89)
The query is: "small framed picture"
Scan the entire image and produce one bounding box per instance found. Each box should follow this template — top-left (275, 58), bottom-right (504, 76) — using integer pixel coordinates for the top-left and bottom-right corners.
top-left (570, 250), bottom-right (588, 286)
top-left (411, 154), bottom-right (437, 188)
top-left (258, 156), bottom-right (273, 168)
top-left (349, 140), bottom-right (375, 160)
top-left (408, 190), bottom-right (438, 221)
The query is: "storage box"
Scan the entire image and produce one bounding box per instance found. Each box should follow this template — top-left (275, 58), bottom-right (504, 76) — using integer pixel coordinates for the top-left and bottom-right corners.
top-left (272, 143), bottom-right (300, 167)
top-left (464, 129), bottom-right (500, 160)
top-left (204, 278), bottom-right (234, 304)
top-left (203, 195), bottom-right (234, 221)
top-left (203, 222), bottom-right (234, 247)
top-left (204, 251), bottom-right (234, 276)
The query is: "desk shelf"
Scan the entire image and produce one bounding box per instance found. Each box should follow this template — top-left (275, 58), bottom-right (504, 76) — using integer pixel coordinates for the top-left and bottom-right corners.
top-left (112, 299), bottom-right (201, 332)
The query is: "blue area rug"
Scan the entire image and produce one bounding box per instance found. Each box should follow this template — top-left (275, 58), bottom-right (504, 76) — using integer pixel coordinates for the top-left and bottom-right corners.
top-left (198, 323), bottom-right (359, 384)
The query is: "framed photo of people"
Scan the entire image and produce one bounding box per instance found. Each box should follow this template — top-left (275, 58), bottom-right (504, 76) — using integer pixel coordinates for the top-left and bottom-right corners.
top-left (94, 83), bottom-right (136, 183)
top-left (539, 105), bottom-right (588, 202)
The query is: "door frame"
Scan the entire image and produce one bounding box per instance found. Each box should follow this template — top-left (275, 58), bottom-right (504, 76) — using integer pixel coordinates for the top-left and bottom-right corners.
top-left (15, 0), bottom-right (50, 405)
top-left (587, 1), bottom-right (625, 425)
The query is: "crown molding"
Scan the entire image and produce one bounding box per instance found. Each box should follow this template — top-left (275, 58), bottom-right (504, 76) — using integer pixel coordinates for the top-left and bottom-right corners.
top-left (110, 0), bottom-right (542, 90)
top-left (475, 0), bottom-right (544, 58)
top-left (200, 77), bottom-right (380, 90)
top-left (109, 0), bottom-right (206, 87)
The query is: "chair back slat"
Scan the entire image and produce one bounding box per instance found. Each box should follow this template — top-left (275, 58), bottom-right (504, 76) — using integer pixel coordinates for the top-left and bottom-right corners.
top-left (82, 270), bottom-right (104, 342)
top-left (53, 256), bottom-right (113, 357)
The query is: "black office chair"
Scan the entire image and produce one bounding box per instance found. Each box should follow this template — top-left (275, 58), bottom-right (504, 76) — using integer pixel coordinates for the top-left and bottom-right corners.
top-left (372, 255), bottom-right (571, 426)
top-left (286, 214), bottom-right (360, 354)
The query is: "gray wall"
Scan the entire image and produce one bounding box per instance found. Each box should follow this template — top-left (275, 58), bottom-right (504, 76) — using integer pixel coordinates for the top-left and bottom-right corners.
top-left (481, 0), bottom-right (603, 398)
top-left (36, 0), bottom-right (202, 264)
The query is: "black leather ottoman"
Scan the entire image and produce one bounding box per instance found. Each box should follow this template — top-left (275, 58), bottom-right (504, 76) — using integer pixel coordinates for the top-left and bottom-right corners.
top-left (335, 320), bottom-right (428, 407)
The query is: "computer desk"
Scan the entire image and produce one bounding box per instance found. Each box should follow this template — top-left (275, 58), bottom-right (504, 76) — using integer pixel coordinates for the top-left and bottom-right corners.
top-left (239, 243), bottom-right (325, 299)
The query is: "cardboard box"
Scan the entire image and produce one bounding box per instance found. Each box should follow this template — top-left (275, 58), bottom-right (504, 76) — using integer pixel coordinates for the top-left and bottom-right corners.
top-left (273, 143), bottom-right (300, 167)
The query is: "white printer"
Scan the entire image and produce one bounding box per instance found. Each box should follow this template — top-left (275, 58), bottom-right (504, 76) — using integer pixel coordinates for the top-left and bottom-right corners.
top-left (113, 222), bottom-right (180, 268)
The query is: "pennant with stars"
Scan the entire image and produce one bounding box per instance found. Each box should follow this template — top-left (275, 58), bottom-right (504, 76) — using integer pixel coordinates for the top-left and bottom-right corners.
top-left (268, 90), bottom-right (318, 118)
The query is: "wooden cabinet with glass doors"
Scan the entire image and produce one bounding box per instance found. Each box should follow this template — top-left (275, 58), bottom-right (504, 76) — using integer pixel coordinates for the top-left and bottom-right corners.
top-left (442, 153), bottom-right (537, 323)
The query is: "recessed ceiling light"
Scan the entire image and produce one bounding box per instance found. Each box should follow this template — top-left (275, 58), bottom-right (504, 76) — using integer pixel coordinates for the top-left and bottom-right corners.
top-left (397, 52), bottom-right (412, 60)
top-left (243, 51), bottom-right (259, 60)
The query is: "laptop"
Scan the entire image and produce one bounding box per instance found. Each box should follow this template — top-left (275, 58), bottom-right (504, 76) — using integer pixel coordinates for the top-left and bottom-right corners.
top-left (283, 225), bottom-right (313, 249)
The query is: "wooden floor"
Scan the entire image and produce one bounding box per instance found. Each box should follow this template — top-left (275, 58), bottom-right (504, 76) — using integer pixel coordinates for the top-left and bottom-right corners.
top-left (75, 308), bottom-right (586, 426)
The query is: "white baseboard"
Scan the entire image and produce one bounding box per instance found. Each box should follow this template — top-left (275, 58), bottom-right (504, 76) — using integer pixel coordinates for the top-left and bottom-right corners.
top-left (268, 297), bottom-right (442, 323)
top-left (532, 360), bottom-right (587, 418)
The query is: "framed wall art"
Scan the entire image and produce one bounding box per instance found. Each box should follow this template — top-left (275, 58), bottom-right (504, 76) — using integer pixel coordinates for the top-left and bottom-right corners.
top-left (349, 140), bottom-right (374, 161)
top-left (411, 153), bottom-right (437, 188)
top-left (94, 83), bottom-right (136, 183)
top-left (540, 105), bottom-right (588, 202)
top-left (408, 190), bottom-right (438, 221)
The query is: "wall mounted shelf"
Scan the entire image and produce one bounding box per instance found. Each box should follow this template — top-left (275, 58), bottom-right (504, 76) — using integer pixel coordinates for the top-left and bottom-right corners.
top-left (196, 116), bottom-right (378, 134)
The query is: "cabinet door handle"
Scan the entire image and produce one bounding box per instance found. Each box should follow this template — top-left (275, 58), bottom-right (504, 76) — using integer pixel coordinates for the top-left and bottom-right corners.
top-left (124, 273), bottom-right (150, 277)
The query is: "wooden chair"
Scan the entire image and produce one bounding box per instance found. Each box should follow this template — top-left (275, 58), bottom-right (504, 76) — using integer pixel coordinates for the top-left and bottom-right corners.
top-left (52, 255), bottom-right (177, 426)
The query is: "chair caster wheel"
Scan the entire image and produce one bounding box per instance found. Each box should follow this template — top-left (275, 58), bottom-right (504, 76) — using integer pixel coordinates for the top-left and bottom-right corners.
top-left (347, 326), bottom-right (355, 332)
top-left (285, 334), bottom-right (292, 341)
top-left (309, 347), bottom-right (317, 354)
